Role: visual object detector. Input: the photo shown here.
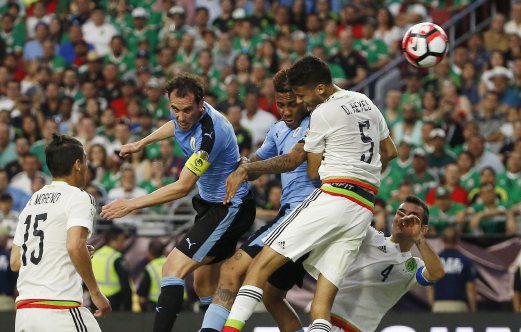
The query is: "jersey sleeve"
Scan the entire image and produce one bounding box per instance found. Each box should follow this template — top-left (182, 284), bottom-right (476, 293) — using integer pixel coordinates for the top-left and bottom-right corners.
top-left (66, 190), bottom-right (96, 235)
top-left (255, 125), bottom-right (278, 160)
top-left (369, 98), bottom-right (390, 141)
top-left (304, 108), bottom-right (331, 154)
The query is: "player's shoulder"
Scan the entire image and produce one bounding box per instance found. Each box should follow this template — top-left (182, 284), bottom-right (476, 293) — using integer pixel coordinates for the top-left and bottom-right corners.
top-left (69, 186), bottom-right (96, 206)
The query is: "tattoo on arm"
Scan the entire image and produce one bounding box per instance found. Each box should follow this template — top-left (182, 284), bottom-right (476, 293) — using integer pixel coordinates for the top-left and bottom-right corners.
top-left (245, 154), bottom-right (299, 174)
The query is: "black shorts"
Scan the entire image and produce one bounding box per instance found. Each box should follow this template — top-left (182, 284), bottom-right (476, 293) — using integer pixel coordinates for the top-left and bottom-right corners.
top-left (177, 192), bottom-right (255, 264)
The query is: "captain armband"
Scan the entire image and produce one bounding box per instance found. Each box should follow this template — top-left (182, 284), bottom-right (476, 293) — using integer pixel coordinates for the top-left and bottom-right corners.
top-left (186, 151), bottom-right (211, 176)
top-left (416, 266), bottom-right (435, 286)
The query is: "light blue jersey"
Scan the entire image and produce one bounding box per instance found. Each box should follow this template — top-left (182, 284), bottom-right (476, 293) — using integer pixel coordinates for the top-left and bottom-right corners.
top-left (172, 102), bottom-right (249, 204)
top-left (256, 116), bottom-right (320, 208)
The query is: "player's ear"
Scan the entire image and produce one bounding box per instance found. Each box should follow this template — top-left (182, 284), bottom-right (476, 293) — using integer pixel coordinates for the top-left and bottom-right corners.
top-left (315, 84), bottom-right (326, 96)
top-left (74, 159), bottom-right (82, 172)
top-left (421, 225), bottom-right (429, 234)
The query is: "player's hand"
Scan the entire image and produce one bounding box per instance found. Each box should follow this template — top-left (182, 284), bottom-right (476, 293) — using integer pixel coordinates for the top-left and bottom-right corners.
top-left (100, 199), bottom-right (135, 219)
top-left (87, 244), bottom-right (95, 259)
top-left (224, 166), bottom-right (248, 204)
top-left (90, 290), bottom-right (112, 317)
top-left (399, 214), bottom-right (424, 243)
top-left (119, 141), bottom-right (142, 157)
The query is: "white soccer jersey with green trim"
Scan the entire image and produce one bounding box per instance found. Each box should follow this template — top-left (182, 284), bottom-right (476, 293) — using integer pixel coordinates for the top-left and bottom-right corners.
top-left (14, 181), bottom-right (96, 303)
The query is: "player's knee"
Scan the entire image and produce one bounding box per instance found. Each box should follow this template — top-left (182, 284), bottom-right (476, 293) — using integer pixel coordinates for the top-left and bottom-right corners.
top-left (219, 260), bottom-right (246, 286)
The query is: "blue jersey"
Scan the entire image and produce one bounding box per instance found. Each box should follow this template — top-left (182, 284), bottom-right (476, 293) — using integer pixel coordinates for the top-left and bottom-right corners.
top-left (173, 102), bottom-right (249, 204)
top-left (256, 116), bottom-right (320, 207)
top-left (434, 249), bottom-right (477, 301)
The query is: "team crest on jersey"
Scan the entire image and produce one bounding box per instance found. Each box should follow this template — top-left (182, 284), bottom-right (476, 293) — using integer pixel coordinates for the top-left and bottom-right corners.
top-left (190, 136), bottom-right (196, 150)
top-left (292, 127), bottom-right (301, 138)
top-left (405, 257), bottom-right (417, 272)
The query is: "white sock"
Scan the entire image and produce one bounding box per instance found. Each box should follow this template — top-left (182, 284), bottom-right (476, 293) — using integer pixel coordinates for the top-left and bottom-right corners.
top-left (308, 318), bottom-right (332, 332)
top-left (224, 285), bottom-right (263, 328)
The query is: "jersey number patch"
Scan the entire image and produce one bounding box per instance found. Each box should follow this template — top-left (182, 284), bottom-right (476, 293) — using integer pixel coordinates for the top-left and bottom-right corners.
top-left (381, 264), bottom-right (394, 282)
top-left (358, 120), bottom-right (374, 163)
top-left (21, 213), bottom-right (47, 266)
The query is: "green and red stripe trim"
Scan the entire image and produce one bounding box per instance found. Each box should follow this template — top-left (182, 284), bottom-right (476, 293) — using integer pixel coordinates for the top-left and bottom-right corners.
top-left (16, 299), bottom-right (81, 310)
top-left (322, 177), bottom-right (378, 194)
top-left (320, 186), bottom-right (375, 212)
top-left (222, 319), bottom-right (245, 332)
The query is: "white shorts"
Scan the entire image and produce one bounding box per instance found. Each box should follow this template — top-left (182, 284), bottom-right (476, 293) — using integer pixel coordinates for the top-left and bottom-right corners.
top-left (16, 307), bottom-right (102, 332)
top-left (263, 189), bottom-right (372, 287)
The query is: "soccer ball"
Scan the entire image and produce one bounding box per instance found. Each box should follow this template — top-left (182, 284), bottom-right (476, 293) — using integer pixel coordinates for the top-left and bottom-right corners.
top-left (402, 22), bottom-right (448, 68)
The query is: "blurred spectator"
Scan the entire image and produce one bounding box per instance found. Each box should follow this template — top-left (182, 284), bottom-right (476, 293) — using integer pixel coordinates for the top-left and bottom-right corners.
top-left (374, 8), bottom-right (400, 55)
top-left (255, 181), bottom-right (282, 219)
top-left (392, 104), bottom-right (423, 146)
top-left (9, 154), bottom-right (49, 196)
top-left (129, 146), bottom-right (151, 185)
top-left (5, 136), bottom-right (29, 180)
top-left (427, 128), bottom-right (456, 175)
top-left (92, 226), bottom-right (132, 311)
top-left (159, 139), bottom-right (185, 182)
top-left (107, 166), bottom-right (148, 221)
top-left (387, 180), bottom-right (414, 213)
top-left (467, 135), bottom-right (505, 174)
top-left (468, 183), bottom-right (515, 235)
top-left (89, 143), bottom-right (108, 182)
top-left (26, 1), bottom-right (53, 40)
top-left (99, 62), bottom-right (122, 102)
top-left (514, 261), bottom-right (521, 312)
top-left (421, 90), bottom-right (442, 124)
top-left (505, 1), bottom-right (521, 37)
top-left (468, 166), bottom-right (508, 205)
top-left (439, 79), bottom-right (471, 120)
top-left (290, 30), bottom-right (309, 61)
top-left (0, 225), bottom-right (16, 311)
top-left (426, 163), bottom-right (468, 206)
top-left (406, 148), bottom-right (438, 199)
top-left (240, 87), bottom-right (277, 147)
top-left (497, 151), bottom-right (521, 207)
top-left (212, 0), bottom-right (233, 32)
top-left (213, 32), bottom-right (237, 71)
top-left (75, 116), bottom-right (110, 152)
top-left (72, 81), bottom-right (108, 123)
top-left (380, 139), bottom-right (413, 201)
top-left (82, 7), bottom-right (118, 56)
top-left (109, 118), bottom-right (138, 156)
top-left (138, 240), bottom-right (167, 312)
top-left (23, 21), bottom-right (49, 61)
top-left (466, 33), bottom-right (489, 73)
top-left (474, 91), bottom-right (506, 151)
top-left (153, 47), bottom-right (175, 79)
top-left (58, 22), bottom-right (94, 65)
top-left (1, 13), bottom-right (25, 54)
top-left (428, 188), bottom-right (466, 235)
top-left (0, 168), bottom-right (29, 213)
top-left (328, 30), bottom-right (368, 89)
top-left (0, 80), bottom-right (20, 112)
top-left (484, 13), bottom-right (509, 52)
top-left (354, 17), bottom-right (390, 71)
top-left (381, 89), bottom-right (402, 129)
top-left (428, 227), bottom-right (477, 312)
top-left (389, 0), bottom-right (428, 28)
top-left (227, 104), bottom-right (252, 157)
top-left (30, 118), bottom-right (57, 176)
top-left (0, 193), bottom-right (18, 234)
top-left (0, 123), bottom-right (15, 168)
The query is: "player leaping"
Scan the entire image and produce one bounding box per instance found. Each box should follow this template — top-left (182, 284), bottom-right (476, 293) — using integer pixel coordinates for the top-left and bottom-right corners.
top-left (100, 74), bottom-right (255, 332)
top-left (223, 56), bottom-right (397, 332)
top-left (200, 69), bottom-right (319, 332)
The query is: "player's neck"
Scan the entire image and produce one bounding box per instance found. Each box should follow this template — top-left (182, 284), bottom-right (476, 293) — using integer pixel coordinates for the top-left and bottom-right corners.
top-left (52, 176), bottom-right (81, 188)
top-left (323, 84), bottom-right (342, 100)
top-left (390, 236), bottom-right (413, 252)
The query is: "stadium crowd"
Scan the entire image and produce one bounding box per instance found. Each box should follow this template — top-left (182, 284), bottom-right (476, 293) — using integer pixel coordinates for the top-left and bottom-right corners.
top-left (0, 0), bottom-right (520, 314)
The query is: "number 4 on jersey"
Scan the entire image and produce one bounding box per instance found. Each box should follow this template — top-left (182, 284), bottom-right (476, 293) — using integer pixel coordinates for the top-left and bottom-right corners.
top-left (21, 213), bottom-right (47, 266)
top-left (358, 120), bottom-right (374, 163)
top-left (381, 264), bottom-right (394, 282)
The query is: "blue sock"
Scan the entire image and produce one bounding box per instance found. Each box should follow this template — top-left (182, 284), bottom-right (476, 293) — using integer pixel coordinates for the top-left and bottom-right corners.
top-left (199, 295), bottom-right (212, 311)
top-left (200, 303), bottom-right (230, 332)
top-left (161, 276), bottom-right (185, 287)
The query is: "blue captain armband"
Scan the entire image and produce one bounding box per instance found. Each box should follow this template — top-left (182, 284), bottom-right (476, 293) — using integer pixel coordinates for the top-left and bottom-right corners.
top-left (186, 151), bottom-right (211, 176)
top-left (416, 266), bottom-right (435, 286)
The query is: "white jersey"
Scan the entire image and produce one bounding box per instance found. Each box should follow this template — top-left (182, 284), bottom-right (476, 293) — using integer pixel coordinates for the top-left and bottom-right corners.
top-left (304, 90), bottom-right (390, 187)
top-left (331, 228), bottom-right (425, 332)
top-left (13, 181), bottom-right (96, 303)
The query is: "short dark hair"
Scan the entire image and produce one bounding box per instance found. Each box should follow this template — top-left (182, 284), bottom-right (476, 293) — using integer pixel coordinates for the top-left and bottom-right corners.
top-left (165, 73), bottom-right (205, 104)
top-left (287, 56), bottom-right (332, 89)
top-left (45, 133), bottom-right (84, 177)
top-left (104, 225), bottom-right (127, 243)
top-left (442, 225), bottom-right (459, 245)
top-left (273, 68), bottom-right (292, 93)
top-left (148, 240), bottom-right (165, 258)
top-left (404, 195), bottom-right (429, 225)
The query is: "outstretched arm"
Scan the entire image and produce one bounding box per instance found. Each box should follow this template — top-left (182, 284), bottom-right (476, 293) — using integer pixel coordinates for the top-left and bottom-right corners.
top-left (101, 166), bottom-right (199, 219)
top-left (120, 120), bottom-right (175, 157)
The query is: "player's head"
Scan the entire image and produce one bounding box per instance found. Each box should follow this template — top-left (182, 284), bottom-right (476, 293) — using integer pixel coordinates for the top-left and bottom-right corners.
top-left (104, 225), bottom-right (127, 252)
top-left (391, 195), bottom-right (429, 243)
top-left (165, 73), bottom-right (205, 131)
top-left (45, 133), bottom-right (87, 188)
top-left (273, 68), bottom-right (308, 129)
top-left (287, 55), bottom-right (333, 112)
top-left (148, 239), bottom-right (165, 260)
top-left (442, 225), bottom-right (460, 246)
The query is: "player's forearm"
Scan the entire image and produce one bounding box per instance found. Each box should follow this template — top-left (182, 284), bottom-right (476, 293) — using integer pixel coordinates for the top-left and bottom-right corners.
top-left (129, 181), bottom-right (192, 210)
top-left (244, 154), bottom-right (302, 175)
top-left (415, 238), bottom-right (445, 281)
top-left (68, 244), bottom-right (101, 295)
top-left (10, 245), bottom-right (21, 272)
top-left (139, 120), bottom-right (174, 147)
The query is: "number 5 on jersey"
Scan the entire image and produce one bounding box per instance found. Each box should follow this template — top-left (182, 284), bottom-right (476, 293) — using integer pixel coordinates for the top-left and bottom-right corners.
top-left (21, 213), bottom-right (47, 266)
top-left (358, 120), bottom-right (374, 163)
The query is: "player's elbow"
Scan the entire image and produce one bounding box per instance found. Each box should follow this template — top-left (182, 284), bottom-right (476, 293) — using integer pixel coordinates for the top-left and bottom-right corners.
top-left (10, 259), bottom-right (20, 272)
top-left (429, 265), bottom-right (445, 281)
top-left (307, 168), bottom-right (320, 180)
top-left (66, 240), bottom-right (84, 256)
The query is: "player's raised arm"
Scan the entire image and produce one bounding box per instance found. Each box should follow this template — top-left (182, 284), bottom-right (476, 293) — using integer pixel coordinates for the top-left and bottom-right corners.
top-left (101, 166), bottom-right (199, 219)
top-left (67, 226), bottom-right (112, 317)
top-left (380, 135), bottom-right (398, 170)
top-left (224, 143), bottom-right (307, 203)
top-left (119, 120), bottom-right (175, 157)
